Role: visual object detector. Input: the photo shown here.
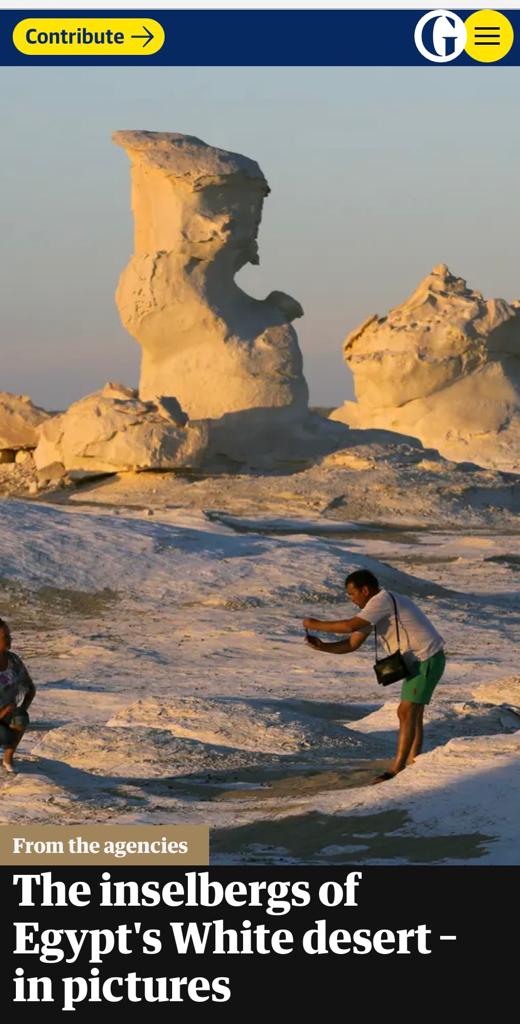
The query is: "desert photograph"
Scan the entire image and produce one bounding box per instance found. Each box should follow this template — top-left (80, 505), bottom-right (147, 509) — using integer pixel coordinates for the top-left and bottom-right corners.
top-left (0, 66), bottom-right (519, 863)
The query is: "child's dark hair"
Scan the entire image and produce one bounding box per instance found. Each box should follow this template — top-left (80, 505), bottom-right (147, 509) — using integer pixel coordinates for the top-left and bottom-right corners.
top-left (345, 570), bottom-right (379, 591)
top-left (0, 619), bottom-right (12, 648)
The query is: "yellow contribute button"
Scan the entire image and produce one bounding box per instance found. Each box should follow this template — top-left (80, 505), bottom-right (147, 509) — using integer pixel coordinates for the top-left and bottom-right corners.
top-left (13, 18), bottom-right (165, 56)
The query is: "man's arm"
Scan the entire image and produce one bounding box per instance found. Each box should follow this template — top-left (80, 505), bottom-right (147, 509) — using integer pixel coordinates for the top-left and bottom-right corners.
top-left (303, 615), bottom-right (370, 634)
top-left (306, 629), bottom-right (371, 654)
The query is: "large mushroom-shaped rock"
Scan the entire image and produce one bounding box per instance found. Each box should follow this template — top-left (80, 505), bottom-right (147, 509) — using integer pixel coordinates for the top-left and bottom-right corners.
top-left (34, 382), bottom-right (208, 476)
top-left (113, 130), bottom-right (308, 423)
top-left (0, 393), bottom-right (50, 451)
top-left (331, 265), bottom-right (520, 471)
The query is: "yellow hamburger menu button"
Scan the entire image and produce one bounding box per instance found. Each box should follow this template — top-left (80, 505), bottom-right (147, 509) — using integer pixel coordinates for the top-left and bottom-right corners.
top-left (13, 18), bottom-right (165, 56)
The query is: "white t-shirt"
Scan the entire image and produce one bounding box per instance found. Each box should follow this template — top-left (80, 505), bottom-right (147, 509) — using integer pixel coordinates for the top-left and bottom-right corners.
top-left (359, 589), bottom-right (444, 666)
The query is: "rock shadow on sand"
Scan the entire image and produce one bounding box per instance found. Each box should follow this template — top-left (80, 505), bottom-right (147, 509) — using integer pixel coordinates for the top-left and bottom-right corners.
top-left (211, 810), bottom-right (493, 864)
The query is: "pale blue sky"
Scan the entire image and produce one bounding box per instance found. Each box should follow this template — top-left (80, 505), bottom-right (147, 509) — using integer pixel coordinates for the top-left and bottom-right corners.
top-left (1, 66), bottom-right (519, 409)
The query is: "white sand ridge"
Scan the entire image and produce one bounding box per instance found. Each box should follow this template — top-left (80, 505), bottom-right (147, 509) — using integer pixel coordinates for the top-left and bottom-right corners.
top-left (107, 696), bottom-right (368, 754)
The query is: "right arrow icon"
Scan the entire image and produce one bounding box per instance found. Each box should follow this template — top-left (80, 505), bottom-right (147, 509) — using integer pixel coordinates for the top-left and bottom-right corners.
top-left (131, 25), bottom-right (154, 48)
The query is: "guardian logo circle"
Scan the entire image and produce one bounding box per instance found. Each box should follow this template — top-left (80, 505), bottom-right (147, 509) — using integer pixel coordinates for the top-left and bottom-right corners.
top-left (414, 10), bottom-right (467, 63)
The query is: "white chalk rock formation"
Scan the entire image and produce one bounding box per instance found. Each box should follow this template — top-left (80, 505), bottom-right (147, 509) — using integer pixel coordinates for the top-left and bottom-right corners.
top-left (34, 382), bottom-right (208, 476)
top-left (0, 393), bottom-right (50, 450)
top-left (331, 265), bottom-right (520, 471)
top-left (113, 130), bottom-right (308, 422)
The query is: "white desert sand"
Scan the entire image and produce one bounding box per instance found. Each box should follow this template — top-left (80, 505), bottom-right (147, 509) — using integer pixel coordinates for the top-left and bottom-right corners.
top-left (0, 491), bottom-right (519, 865)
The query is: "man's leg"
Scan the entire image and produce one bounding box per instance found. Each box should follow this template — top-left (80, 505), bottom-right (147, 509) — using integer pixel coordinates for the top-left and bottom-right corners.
top-left (371, 652), bottom-right (445, 784)
top-left (372, 701), bottom-right (423, 784)
top-left (402, 652), bottom-right (446, 766)
top-left (392, 701), bottom-right (424, 773)
top-left (406, 704), bottom-right (425, 764)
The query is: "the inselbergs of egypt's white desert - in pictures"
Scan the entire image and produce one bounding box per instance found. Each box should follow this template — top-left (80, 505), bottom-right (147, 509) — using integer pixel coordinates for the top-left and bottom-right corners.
top-left (0, 132), bottom-right (519, 864)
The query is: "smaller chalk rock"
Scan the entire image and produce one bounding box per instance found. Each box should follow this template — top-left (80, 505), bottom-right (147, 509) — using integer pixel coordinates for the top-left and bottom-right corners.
top-left (34, 385), bottom-right (208, 476)
top-left (0, 393), bottom-right (50, 450)
top-left (15, 449), bottom-right (34, 465)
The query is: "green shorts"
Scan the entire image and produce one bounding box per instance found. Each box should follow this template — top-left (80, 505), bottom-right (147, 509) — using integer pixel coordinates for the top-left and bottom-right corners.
top-left (400, 650), bottom-right (446, 705)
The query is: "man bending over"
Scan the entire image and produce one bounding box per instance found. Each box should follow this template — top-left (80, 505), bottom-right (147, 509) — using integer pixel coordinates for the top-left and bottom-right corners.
top-left (303, 570), bottom-right (445, 784)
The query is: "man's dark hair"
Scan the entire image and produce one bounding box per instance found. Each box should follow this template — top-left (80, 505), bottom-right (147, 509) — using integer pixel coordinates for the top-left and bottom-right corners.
top-left (345, 570), bottom-right (380, 591)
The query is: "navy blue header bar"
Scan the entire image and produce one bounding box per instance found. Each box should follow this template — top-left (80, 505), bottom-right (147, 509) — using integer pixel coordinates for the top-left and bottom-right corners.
top-left (1, 9), bottom-right (518, 66)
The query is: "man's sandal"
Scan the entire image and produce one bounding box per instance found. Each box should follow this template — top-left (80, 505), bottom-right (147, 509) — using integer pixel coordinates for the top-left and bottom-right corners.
top-left (371, 771), bottom-right (395, 785)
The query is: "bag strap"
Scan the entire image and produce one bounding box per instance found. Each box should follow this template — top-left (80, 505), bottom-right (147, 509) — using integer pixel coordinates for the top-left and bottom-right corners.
top-left (374, 591), bottom-right (401, 657)
top-left (389, 592), bottom-right (401, 646)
